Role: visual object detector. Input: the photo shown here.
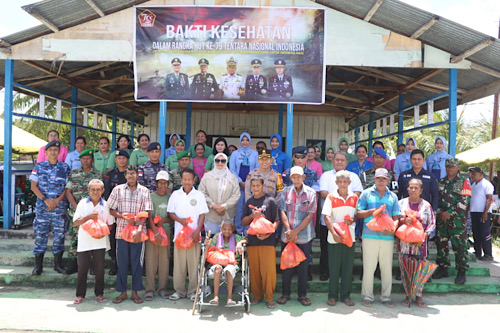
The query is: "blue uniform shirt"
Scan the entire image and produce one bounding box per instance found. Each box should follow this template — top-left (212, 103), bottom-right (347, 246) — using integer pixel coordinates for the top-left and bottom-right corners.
top-left (30, 160), bottom-right (71, 213)
top-left (65, 150), bottom-right (81, 171)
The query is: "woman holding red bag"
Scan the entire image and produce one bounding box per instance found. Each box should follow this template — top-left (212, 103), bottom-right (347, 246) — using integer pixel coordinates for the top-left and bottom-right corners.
top-left (397, 178), bottom-right (436, 308)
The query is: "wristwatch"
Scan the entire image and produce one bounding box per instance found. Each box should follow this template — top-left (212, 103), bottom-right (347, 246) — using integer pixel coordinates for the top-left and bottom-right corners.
top-left (41, 196), bottom-right (47, 201)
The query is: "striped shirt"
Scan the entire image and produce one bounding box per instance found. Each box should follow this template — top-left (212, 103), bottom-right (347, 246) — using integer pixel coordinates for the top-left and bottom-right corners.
top-left (280, 185), bottom-right (317, 244)
top-left (321, 191), bottom-right (358, 244)
top-left (106, 182), bottom-right (153, 239)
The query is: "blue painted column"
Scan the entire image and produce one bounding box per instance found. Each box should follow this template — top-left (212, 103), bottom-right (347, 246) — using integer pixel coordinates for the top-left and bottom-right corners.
top-left (159, 101), bottom-right (167, 163)
top-left (286, 103), bottom-right (293, 161)
top-left (70, 87), bottom-right (78, 150)
top-left (185, 102), bottom-right (192, 148)
top-left (368, 111), bottom-right (374, 156)
top-left (278, 104), bottom-right (284, 138)
top-left (130, 119), bottom-right (135, 138)
top-left (3, 60), bottom-right (14, 229)
top-left (398, 94), bottom-right (405, 145)
top-left (355, 118), bottom-right (359, 150)
top-left (448, 68), bottom-right (457, 156)
top-left (111, 105), bottom-right (117, 149)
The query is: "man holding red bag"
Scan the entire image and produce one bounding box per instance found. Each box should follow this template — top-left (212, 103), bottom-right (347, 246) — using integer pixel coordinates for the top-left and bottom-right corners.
top-left (277, 166), bottom-right (317, 307)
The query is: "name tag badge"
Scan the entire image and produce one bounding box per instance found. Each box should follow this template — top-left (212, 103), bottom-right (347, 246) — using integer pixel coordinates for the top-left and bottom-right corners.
top-left (190, 199), bottom-right (197, 206)
top-left (423, 175), bottom-right (431, 179)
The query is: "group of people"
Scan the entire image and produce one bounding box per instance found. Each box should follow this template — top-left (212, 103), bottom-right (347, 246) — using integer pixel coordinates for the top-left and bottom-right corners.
top-left (29, 129), bottom-right (495, 309)
top-left (164, 57), bottom-right (294, 101)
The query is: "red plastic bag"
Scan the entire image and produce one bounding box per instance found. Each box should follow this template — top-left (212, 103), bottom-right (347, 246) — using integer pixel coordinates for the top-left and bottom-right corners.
top-left (280, 242), bottom-right (307, 270)
top-left (135, 211), bottom-right (149, 219)
top-left (82, 218), bottom-right (110, 239)
top-left (206, 246), bottom-right (237, 266)
top-left (395, 210), bottom-right (425, 243)
top-left (366, 213), bottom-right (396, 232)
top-left (121, 213), bottom-right (135, 222)
top-left (332, 222), bottom-right (353, 247)
top-left (147, 227), bottom-right (169, 246)
top-left (120, 224), bottom-right (148, 243)
top-left (175, 226), bottom-right (201, 249)
top-left (153, 215), bottom-right (162, 224)
top-left (247, 215), bottom-right (275, 235)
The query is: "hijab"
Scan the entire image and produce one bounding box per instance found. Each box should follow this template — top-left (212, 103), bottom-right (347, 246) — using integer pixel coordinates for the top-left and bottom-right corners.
top-left (208, 153), bottom-right (238, 201)
top-left (270, 133), bottom-right (283, 156)
top-left (239, 132), bottom-right (252, 166)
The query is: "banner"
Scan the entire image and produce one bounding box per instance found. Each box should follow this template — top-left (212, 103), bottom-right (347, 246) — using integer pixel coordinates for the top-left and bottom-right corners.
top-left (134, 6), bottom-right (326, 104)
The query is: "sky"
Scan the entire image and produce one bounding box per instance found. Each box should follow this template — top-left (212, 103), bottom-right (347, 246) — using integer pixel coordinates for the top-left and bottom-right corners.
top-left (0, 0), bottom-right (498, 121)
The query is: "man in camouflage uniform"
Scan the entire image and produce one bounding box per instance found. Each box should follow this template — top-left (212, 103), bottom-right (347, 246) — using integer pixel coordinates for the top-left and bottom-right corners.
top-left (103, 149), bottom-right (129, 275)
top-left (433, 158), bottom-right (471, 284)
top-left (138, 142), bottom-right (169, 192)
top-left (65, 149), bottom-right (103, 274)
top-left (190, 58), bottom-right (218, 100)
top-left (360, 148), bottom-right (398, 194)
top-left (169, 151), bottom-right (199, 191)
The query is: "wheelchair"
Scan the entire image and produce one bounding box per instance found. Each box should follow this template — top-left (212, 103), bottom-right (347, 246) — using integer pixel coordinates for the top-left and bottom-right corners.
top-left (194, 242), bottom-right (251, 313)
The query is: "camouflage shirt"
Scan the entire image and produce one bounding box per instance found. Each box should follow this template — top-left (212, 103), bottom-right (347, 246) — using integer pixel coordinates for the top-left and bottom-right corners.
top-left (138, 160), bottom-right (169, 192)
top-left (169, 167), bottom-right (200, 191)
top-left (65, 167), bottom-right (103, 204)
top-left (437, 173), bottom-right (471, 221)
top-left (360, 167), bottom-right (399, 194)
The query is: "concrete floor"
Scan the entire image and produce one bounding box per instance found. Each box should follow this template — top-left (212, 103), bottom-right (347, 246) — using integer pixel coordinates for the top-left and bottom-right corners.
top-left (0, 287), bottom-right (499, 333)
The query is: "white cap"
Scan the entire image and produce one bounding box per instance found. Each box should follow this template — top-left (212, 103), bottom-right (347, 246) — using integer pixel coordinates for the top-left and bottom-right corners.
top-left (156, 170), bottom-right (170, 181)
top-left (290, 166), bottom-right (304, 176)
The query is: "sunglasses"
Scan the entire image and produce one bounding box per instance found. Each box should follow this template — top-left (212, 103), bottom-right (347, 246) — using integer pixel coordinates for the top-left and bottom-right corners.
top-left (294, 154), bottom-right (307, 159)
top-left (215, 159), bottom-right (227, 164)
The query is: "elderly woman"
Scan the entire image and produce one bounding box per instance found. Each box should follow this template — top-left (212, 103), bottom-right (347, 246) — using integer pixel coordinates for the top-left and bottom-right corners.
top-left (37, 130), bottom-right (69, 163)
top-left (106, 134), bottom-right (134, 171)
top-left (347, 145), bottom-right (374, 177)
top-left (205, 137), bottom-right (230, 172)
top-left (397, 178), bottom-right (436, 308)
top-left (129, 134), bottom-right (150, 167)
top-left (321, 146), bottom-right (335, 172)
top-left (65, 136), bottom-right (86, 171)
top-left (426, 136), bottom-right (452, 180)
top-left (199, 153), bottom-right (240, 235)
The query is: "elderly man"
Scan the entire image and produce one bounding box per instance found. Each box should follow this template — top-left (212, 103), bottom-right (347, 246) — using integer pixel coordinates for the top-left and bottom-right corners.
top-left (468, 167), bottom-right (494, 261)
top-left (277, 166), bottom-right (317, 307)
top-left (357, 168), bottom-right (400, 308)
top-left (433, 158), bottom-right (471, 284)
top-left (318, 152), bottom-right (362, 281)
top-left (245, 149), bottom-right (284, 202)
top-left (219, 57), bottom-right (244, 100)
top-left (138, 142), bottom-right (169, 192)
top-left (30, 141), bottom-right (71, 275)
top-left (65, 149), bottom-right (103, 275)
top-left (169, 151), bottom-right (199, 191)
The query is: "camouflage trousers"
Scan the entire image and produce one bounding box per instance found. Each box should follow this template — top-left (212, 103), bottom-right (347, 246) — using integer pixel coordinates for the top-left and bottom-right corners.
top-left (436, 219), bottom-right (469, 270)
top-left (33, 211), bottom-right (66, 255)
top-left (67, 208), bottom-right (79, 259)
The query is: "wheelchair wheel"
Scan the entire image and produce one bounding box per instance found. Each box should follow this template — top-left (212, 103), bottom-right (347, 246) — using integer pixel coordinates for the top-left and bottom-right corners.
top-left (244, 294), bottom-right (250, 313)
top-left (198, 302), bottom-right (203, 314)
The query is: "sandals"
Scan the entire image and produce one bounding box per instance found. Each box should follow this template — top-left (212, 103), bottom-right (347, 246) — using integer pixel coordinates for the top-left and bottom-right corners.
top-left (159, 290), bottom-right (169, 299)
top-left (361, 299), bottom-right (373, 307)
top-left (297, 297), bottom-right (312, 306)
top-left (266, 301), bottom-right (277, 309)
top-left (416, 298), bottom-right (426, 308)
top-left (382, 300), bottom-right (394, 308)
top-left (209, 297), bottom-right (219, 305)
top-left (73, 296), bottom-right (85, 305)
top-left (169, 293), bottom-right (181, 301)
top-left (96, 295), bottom-right (106, 303)
top-left (250, 298), bottom-right (262, 305)
top-left (327, 298), bottom-right (336, 306)
top-left (343, 298), bottom-right (355, 306)
top-left (277, 295), bottom-right (290, 305)
top-left (144, 291), bottom-right (154, 301)
top-left (226, 299), bottom-right (237, 306)
top-left (131, 296), bottom-right (144, 304)
top-left (112, 296), bottom-right (127, 304)
top-left (402, 298), bottom-right (411, 307)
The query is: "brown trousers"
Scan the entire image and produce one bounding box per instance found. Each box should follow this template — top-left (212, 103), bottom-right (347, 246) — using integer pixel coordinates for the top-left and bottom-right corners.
top-left (247, 245), bottom-right (276, 302)
top-left (173, 243), bottom-right (201, 297)
top-left (145, 233), bottom-right (171, 292)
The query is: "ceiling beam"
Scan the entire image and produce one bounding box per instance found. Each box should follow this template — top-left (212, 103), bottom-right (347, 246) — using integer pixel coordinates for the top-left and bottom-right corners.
top-left (85, 0), bottom-right (105, 17)
top-left (22, 6), bottom-right (60, 32)
top-left (470, 63), bottom-right (500, 79)
top-left (411, 15), bottom-right (439, 39)
top-left (364, 0), bottom-right (384, 22)
top-left (67, 62), bottom-right (115, 77)
top-left (328, 82), bottom-right (400, 91)
top-left (325, 90), bottom-right (365, 103)
top-left (451, 37), bottom-right (495, 63)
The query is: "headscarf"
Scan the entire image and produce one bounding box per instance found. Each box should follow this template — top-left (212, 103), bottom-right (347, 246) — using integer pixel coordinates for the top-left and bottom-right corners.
top-left (208, 153), bottom-right (238, 202)
top-left (212, 137), bottom-right (230, 156)
top-left (270, 133), bottom-right (283, 156)
top-left (405, 137), bottom-right (417, 170)
top-left (175, 139), bottom-right (186, 151)
top-left (169, 133), bottom-right (180, 145)
top-left (338, 137), bottom-right (350, 150)
top-left (239, 132), bottom-right (252, 167)
top-left (321, 145), bottom-right (336, 172)
top-left (428, 136), bottom-right (451, 179)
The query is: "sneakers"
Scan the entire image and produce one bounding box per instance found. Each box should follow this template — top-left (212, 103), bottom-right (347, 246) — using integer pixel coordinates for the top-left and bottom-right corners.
top-left (455, 269), bottom-right (466, 285)
top-left (432, 266), bottom-right (449, 279)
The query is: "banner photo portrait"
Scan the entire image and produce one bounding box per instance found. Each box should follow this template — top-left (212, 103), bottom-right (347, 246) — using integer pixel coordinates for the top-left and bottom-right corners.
top-left (134, 6), bottom-right (326, 104)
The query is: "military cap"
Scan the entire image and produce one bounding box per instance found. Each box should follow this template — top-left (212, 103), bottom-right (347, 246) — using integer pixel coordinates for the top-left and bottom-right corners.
top-left (45, 140), bottom-right (61, 151)
top-left (292, 146), bottom-right (308, 156)
top-left (78, 149), bottom-right (95, 158)
top-left (258, 149), bottom-right (271, 159)
top-left (373, 148), bottom-right (387, 159)
top-left (115, 149), bottom-right (130, 159)
top-left (176, 151), bottom-right (191, 160)
top-left (198, 58), bottom-right (209, 66)
top-left (274, 59), bottom-right (286, 67)
top-left (226, 57), bottom-right (237, 66)
top-left (147, 142), bottom-right (161, 152)
top-left (251, 59), bottom-right (262, 67)
top-left (445, 157), bottom-right (460, 167)
top-left (171, 58), bottom-right (181, 65)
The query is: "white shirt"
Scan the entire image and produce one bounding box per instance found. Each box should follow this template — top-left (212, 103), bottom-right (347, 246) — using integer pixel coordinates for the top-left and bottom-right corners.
top-left (167, 187), bottom-right (209, 241)
top-left (321, 191), bottom-right (358, 244)
top-left (73, 197), bottom-right (113, 252)
top-left (470, 178), bottom-right (494, 213)
top-left (319, 169), bottom-right (363, 226)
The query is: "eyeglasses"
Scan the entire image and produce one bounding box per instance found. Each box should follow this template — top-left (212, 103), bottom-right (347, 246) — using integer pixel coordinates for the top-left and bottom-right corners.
top-left (397, 149), bottom-right (405, 153)
top-left (215, 159), bottom-right (227, 164)
top-left (294, 154), bottom-right (306, 159)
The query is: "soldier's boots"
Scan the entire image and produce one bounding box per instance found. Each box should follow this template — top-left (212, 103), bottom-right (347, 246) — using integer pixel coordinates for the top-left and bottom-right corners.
top-left (108, 260), bottom-right (118, 276)
top-left (432, 266), bottom-right (449, 279)
top-left (54, 252), bottom-right (66, 274)
top-left (455, 269), bottom-right (466, 285)
top-left (64, 257), bottom-right (78, 275)
top-left (32, 253), bottom-right (44, 275)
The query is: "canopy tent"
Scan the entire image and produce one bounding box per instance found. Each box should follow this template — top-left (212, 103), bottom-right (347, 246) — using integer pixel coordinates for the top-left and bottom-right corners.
top-left (0, 119), bottom-right (46, 154)
top-left (456, 137), bottom-right (500, 165)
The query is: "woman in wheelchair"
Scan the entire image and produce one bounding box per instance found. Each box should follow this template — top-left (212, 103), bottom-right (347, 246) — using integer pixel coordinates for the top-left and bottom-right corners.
top-left (204, 219), bottom-right (247, 306)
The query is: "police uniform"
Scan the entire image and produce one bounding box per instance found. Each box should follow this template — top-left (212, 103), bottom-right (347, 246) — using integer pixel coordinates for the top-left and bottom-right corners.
top-left (245, 59), bottom-right (267, 101)
top-left (435, 158), bottom-right (472, 276)
top-left (191, 58), bottom-right (218, 100)
top-left (164, 58), bottom-right (190, 99)
top-left (268, 59), bottom-right (293, 100)
top-left (244, 150), bottom-right (284, 202)
top-left (30, 143), bottom-right (71, 255)
top-left (138, 142), bottom-right (169, 192)
top-left (219, 57), bottom-right (244, 100)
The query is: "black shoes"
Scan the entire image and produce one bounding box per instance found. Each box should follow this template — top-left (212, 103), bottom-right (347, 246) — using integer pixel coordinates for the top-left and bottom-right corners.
top-left (308, 267), bottom-right (313, 281)
top-left (64, 257), bottom-right (78, 275)
top-left (108, 260), bottom-right (117, 276)
top-left (319, 273), bottom-right (329, 281)
top-left (478, 255), bottom-right (494, 261)
top-left (432, 266), bottom-right (449, 279)
top-left (54, 252), bottom-right (66, 274)
top-left (32, 253), bottom-right (44, 275)
top-left (455, 269), bottom-right (466, 285)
